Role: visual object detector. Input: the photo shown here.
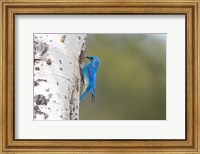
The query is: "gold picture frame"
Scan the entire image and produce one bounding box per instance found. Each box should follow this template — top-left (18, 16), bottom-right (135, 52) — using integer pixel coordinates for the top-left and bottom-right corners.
top-left (0, 0), bottom-right (199, 153)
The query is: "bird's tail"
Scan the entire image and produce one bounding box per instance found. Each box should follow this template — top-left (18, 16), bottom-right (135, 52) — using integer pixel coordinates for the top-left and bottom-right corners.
top-left (80, 86), bottom-right (90, 103)
top-left (91, 94), bottom-right (95, 104)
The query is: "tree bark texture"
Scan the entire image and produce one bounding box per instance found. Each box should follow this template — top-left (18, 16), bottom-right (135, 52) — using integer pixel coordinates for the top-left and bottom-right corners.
top-left (33, 34), bottom-right (87, 120)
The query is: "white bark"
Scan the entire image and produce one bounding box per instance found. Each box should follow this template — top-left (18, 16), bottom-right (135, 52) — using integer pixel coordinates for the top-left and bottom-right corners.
top-left (33, 34), bottom-right (87, 120)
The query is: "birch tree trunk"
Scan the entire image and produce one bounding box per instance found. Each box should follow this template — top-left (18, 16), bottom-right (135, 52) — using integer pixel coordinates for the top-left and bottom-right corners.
top-left (33, 34), bottom-right (87, 120)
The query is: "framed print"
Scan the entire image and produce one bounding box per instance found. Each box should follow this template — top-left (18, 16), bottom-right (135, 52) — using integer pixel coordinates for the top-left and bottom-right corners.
top-left (0, 0), bottom-right (200, 153)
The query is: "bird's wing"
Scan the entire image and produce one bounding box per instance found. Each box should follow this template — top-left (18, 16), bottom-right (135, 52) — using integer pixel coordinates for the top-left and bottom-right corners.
top-left (80, 85), bottom-right (91, 102)
top-left (87, 65), bottom-right (96, 101)
top-left (82, 65), bottom-right (88, 84)
top-left (80, 65), bottom-right (90, 102)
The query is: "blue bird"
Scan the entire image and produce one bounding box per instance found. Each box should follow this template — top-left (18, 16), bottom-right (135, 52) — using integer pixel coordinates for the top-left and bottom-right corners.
top-left (80, 56), bottom-right (100, 103)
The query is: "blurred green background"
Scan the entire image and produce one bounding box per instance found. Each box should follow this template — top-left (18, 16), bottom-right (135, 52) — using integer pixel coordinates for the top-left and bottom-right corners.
top-left (80, 34), bottom-right (166, 120)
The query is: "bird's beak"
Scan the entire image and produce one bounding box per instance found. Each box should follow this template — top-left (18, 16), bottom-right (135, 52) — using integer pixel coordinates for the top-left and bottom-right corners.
top-left (86, 56), bottom-right (90, 59)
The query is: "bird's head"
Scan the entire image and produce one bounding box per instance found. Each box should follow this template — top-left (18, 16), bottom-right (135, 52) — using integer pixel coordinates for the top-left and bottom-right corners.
top-left (86, 56), bottom-right (100, 62)
top-left (86, 56), bottom-right (100, 69)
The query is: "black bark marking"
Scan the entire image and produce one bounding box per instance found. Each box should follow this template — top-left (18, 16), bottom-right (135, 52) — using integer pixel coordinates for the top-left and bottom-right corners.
top-left (34, 94), bottom-right (49, 105)
top-left (70, 90), bottom-right (74, 105)
top-left (69, 90), bottom-right (74, 120)
top-left (34, 81), bottom-right (39, 86)
top-left (75, 76), bottom-right (79, 91)
top-left (69, 90), bottom-right (77, 120)
top-left (34, 105), bottom-right (43, 114)
top-left (34, 58), bottom-right (42, 64)
top-left (34, 41), bottom-right (49, 56)
top-left (64, 95), bottom-right (67, 99)
top-left (50, 40), bottom-right (52, 42)
top-left (57, 82), bottom-right (59, 85)
top-left (34, 39), bottom-right (49, 68)
top-left (37, 79), bottom-right (47, 82)
top-left (47, 58), bottom-right (52, 65)
top-left (35, 67), bottom-right (40, 71)
top-left (59, 67), bottom-right (63, 71)
top-left (70, 62), bottom-right (72, 64)
top-left (45, 88), bottom-right (50, 92)
top-left (40, 43), bottom-right (48, 56)
top-left (34, 105), bottom-right (46, 119)
top-left (43, 112), bottom-right (49, 120)
top-left (59, 60), bottom-right (62, 64)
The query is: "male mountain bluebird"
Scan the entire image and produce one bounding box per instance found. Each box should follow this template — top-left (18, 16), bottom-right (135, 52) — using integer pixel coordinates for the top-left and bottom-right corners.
top-left (80, 56), bottom-right (100, 103)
